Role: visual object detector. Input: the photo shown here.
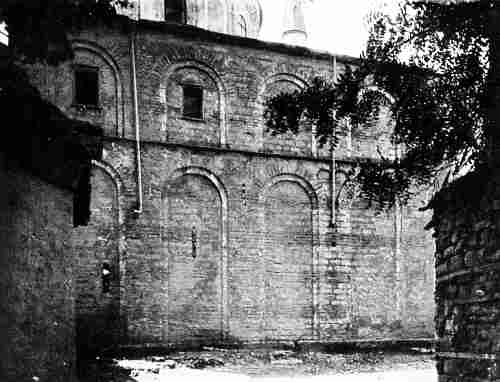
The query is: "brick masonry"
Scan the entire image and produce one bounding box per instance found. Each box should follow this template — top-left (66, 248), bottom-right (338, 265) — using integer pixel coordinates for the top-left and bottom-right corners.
top-left (430, 166), bottom-right (500, 382)
top-left (0, 154), bottom-right (77, 382)
top-left (25, 20), bottom-right (435, 350)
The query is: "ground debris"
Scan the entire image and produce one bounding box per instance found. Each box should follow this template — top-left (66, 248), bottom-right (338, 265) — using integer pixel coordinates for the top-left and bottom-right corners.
top-left (186, 357), bottom-right (225, 369)
top-left (81, 349), bottom-right (436, 381)
top-left (203, 346), bottom-right (231, 352)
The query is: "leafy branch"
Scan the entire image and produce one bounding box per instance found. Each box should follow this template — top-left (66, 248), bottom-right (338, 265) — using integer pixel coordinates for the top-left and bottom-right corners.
top-left (264, 0), bottom-right (494, 209)
top-left (0, 0), bottom-right (132, 64)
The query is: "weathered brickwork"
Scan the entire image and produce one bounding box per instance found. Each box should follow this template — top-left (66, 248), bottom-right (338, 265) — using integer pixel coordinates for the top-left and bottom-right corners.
top-left (165, 173), bottom-right (223, 345)
top-left (0, 155), bottom-right (76, 382)
top-left (430, 167), bottom-right (500, 381)
top-left (72, 166), bottom-right (122, 355)
top-left (166, 65), bottom-right (222, 145)
top-left (27, 20), bottom-right (435, 349)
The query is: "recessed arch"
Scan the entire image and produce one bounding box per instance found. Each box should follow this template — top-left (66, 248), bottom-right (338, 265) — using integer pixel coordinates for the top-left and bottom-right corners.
top-left (90, 160), bottom-right (126, 330)
top-left (258, 173), bottom-right (320, 340)
top-left (71, 40), bottom-right (126, 137)
top-left (259, 173), bottom-right (319, 211)
top-left (162, 166), bottom-right (229, 343)
top-left (91, 160), bottom-right (125, 225)
top-left (164, 60), bottom-right (228, 146)
top-left (257, 73), bottom-right (311, 154)
top-left (358, 85), bottom-right (396, 105)
top-left (74, 159), bottom-right (125, 353)
top-left (165, 166), bottom-right (229, 211)
top-left (258, 73), bottom-right (309, 101)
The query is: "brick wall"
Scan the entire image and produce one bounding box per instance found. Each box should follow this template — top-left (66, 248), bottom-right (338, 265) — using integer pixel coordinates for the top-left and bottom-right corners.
top-left (0, 154), bottom-right (77, 382)
top-left (431, 167), bottom-right (500, 381)
top-left (72, 166), bottom-right (122, 356)
top-left (166, 66), bottom-right (221, 145)
top-left (26, 21), bottom-right (435, 349)
top-left (85, 140), bottom-right (433, 346)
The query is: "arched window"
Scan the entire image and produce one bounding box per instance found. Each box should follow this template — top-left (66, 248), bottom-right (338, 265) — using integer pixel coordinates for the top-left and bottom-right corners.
top-left (237, 15), bottom-right (247, 37)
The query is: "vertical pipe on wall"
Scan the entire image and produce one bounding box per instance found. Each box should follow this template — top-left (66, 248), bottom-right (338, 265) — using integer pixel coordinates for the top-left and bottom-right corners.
top-left (330, 55), bottom-right (338, 228)
top-left (394, 143), bottom-right (404, 322)
top-left (130, 24), bottom-right (143, 214)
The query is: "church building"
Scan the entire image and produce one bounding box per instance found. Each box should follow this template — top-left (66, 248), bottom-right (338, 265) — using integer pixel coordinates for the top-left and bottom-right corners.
top-left (25, 0), bottom-right (435, 351)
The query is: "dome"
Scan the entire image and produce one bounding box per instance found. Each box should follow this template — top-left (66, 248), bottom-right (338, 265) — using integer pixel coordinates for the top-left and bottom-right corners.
top-left (131, 0), bottom-right (262, 39)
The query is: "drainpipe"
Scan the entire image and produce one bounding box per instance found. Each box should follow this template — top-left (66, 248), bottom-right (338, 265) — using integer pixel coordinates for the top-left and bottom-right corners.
top-left (330, 55), bottom-right (338, 228)
top-left (130, 23), bottom-right (143, 214)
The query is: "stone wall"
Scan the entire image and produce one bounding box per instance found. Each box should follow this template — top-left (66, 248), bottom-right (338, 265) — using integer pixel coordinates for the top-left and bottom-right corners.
top-left (74, 139), bottom-right (433, 347)
top-left (25, 20), bottom-right (435, 349)
top-left (0, 155), bottom-right (77, 382)
top-left (431, 166), bottom-right (500, 381)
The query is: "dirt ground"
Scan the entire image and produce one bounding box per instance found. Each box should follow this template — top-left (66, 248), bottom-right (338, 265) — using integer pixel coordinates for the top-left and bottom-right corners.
top-left (78, 348), bottom-right (437, 381)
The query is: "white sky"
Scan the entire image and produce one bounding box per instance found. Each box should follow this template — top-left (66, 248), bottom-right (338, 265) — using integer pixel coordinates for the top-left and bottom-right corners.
top-left (259, 0), bottom-right (400, 57)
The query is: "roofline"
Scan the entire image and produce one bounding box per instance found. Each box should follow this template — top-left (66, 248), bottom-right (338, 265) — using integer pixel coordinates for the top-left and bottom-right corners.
top-left (133, 18), bottom-right (361, 64)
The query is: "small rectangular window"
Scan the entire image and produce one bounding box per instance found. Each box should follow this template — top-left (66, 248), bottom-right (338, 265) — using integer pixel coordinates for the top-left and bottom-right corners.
top-left (74, 66), bottom-right (99, 107)
top-left (182, 84), bottom-right (203, 120)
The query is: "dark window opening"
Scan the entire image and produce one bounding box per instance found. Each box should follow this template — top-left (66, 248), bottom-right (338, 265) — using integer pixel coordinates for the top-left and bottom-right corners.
top-left (182, 84), bottom-right (203, 119)
top-left (165, 0), bottom-right (186, 23)
top-left (74, 66), bottom-right (99, 107)
top-left (102, 263), bottom-right (112, 293)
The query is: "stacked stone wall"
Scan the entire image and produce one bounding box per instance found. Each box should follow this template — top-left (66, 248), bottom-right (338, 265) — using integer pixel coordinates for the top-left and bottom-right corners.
top-left (431, 167), bottom-right (500, 381)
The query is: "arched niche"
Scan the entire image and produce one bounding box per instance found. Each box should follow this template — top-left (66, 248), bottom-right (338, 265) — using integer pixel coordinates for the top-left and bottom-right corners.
top-left (258, 73), bottom-right (312, 156)
top-left (162, 167), bottom-right (229, 345)
top-left (72, 160), bottom-right (124, 354)
top-left (70, 40), bottom-right (125, 137)
top-left (355, 85), bottom-right (396, 160)
top-left (164, 61), bottom-right (227, 147)
top-left (258, 173), bottom-right (320, 341)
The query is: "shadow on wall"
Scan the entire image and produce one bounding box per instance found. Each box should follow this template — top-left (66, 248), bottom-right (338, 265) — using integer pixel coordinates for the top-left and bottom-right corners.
top-left (159, 330), bottom-right (245, 352)
top-left (77, 322), bottom-right (245, 360)
top-left (76, 310), bottom-right (124, 360)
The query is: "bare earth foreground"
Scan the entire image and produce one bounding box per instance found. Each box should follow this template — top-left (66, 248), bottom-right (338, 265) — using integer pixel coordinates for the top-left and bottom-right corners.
top-left (79, 349), bottom-right (437, 382)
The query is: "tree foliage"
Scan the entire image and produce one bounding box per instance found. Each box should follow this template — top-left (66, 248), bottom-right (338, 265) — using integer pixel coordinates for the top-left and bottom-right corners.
top-left (264, 0), bottom-right (496, 209)
top-left (0, 0), bottom-right (131, 64)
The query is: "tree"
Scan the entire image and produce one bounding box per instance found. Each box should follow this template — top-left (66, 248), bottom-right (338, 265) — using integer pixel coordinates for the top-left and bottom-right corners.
top-left (264, 0), bottom-right (500, 208)
top-left (0, 0), bottom-right (131, 64)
